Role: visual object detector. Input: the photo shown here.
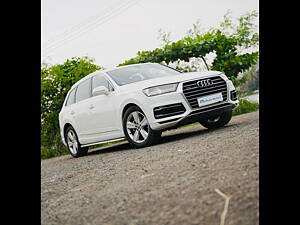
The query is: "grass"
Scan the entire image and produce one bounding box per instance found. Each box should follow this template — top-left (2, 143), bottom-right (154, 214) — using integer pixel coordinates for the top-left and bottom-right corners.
top-left (232, 99), bottom-right (259, 116)
top-left (88, 139), bottom-right (126, 151)
top-left (41, 146), bottom-right (69, 159)
top-left (41, 139), bottom-right (126, 159)
top-left (41, 99), bottom-right (259, 159)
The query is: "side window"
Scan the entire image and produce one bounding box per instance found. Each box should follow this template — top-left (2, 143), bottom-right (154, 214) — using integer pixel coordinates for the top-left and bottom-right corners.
top-left (75, 79), bottom-right (91, 103)
top-left (92, 74), bottom-right (114, 92)
top-left (65, 88), bottom-right (76, 106)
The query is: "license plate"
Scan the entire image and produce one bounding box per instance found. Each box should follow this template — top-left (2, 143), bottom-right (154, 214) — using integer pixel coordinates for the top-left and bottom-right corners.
top-left (197, 93), bottom-right (223, 107)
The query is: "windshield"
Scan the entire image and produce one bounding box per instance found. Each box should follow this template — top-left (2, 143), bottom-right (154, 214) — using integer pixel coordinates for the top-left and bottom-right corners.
top-left (106, 63), bottom-right (181, 86)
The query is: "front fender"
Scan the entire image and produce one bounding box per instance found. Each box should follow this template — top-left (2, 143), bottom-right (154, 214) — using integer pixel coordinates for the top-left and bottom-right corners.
top-left (118, 93), bottom-right (149, 127)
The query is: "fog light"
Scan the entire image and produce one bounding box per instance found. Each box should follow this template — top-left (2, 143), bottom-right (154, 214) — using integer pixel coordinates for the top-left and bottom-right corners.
top-left (230, 90), bottom-right (237, 101)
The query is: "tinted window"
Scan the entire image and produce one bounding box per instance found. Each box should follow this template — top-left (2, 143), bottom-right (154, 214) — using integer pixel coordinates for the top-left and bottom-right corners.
top-left (106, 63), bottom-right (180, 86)
top-left (92, 74), bottom-right (114, 92)
top-left (66, 88), bottom-right (76, 106)
top-left (75, 79), bottom-right (91, 103)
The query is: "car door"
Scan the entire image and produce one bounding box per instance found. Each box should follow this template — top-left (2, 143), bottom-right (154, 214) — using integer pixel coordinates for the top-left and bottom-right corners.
top-left (72, 78), bottom-right (95, 142)
top-left (62, 86), bottom-right (77, 130)
top-left (87, 73), bottom-right (120, 142)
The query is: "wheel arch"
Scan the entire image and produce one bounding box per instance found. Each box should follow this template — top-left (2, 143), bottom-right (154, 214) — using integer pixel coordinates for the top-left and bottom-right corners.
top-left (63, 123), bottom-right (74, 141)
top-left (122, 103), bottom-right (142, 119)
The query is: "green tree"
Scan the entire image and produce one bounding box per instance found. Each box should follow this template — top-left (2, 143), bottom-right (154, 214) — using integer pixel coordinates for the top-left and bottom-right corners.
top-left (119, 11), bottom-right (259, 82)
top-left (41, 56), bottom-right (103, 156)
top-left (157, 28), bottom-right (172, 46)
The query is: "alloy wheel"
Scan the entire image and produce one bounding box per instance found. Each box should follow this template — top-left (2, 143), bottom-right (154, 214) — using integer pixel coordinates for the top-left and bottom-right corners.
top-left (126, 111), bottom-right (149, 143)
top-left (67, 129), bottom-right (78, 154)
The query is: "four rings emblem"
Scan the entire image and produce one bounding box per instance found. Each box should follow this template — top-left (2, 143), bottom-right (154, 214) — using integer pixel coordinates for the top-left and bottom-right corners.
top-left (197, 79), bottom-right (213, 88)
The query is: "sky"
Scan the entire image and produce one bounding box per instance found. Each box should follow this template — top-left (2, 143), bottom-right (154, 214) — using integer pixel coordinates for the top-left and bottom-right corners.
top-left (42, 0), bottom-right (258, 68)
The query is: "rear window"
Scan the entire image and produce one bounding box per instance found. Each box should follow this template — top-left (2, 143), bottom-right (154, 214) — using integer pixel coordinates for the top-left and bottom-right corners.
top-left (75, 79), bottom-right (91, 103)
top-left (65, 88), bottom-right (76, 106)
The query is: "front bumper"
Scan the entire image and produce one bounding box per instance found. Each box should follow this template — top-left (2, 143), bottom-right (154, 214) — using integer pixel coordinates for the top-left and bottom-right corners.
top-left (142, 78), bottom-right (238, 131)
top-left (173, 102), bottom-right (236, 128)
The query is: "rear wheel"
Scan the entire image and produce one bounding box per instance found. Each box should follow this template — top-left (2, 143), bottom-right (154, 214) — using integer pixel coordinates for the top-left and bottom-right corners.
top-left (199, 110), bottom-right (232, 129)
top-left (123, 106), bottom-right (161, 148)
top-left (65, 126), bottom-right (88, 158)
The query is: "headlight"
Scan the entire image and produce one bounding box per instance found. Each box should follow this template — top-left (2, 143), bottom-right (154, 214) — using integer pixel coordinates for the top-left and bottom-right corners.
top-left (143, 83), bottom-right (179, 97)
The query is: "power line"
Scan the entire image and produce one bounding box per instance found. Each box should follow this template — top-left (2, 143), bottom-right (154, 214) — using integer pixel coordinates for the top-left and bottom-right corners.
top-left (43, 0), bottom-right (126, 47)
top-left (43, 0), bottom-right (140, 55)
top-left (43, 0), bottom-right (136, 51)
top-left (43, 0), bottom-right (139, 54)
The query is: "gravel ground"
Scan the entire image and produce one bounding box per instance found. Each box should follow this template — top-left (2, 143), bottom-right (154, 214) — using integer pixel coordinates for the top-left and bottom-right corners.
top-left (41, 111), bottom-right (259, 225)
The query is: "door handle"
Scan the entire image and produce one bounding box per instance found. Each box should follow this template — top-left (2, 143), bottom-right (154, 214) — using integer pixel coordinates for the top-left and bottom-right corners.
top-left (70, 111), bottom-right (75, 115)
top-left (89, 105), bottom-right (94, 109)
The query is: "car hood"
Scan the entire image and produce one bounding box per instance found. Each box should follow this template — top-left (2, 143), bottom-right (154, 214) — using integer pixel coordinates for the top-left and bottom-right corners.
top-left (117, 70), bottom-right (223, 91)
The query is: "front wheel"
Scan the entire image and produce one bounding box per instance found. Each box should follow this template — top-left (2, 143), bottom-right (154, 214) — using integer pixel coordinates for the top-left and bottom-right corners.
top-left (123, 106), bottom-right (161, 148)
top-left (199, 110), bottom-right (232, 129)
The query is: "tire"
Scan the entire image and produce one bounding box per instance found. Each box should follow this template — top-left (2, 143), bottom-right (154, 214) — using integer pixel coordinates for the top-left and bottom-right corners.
top-left (199, 110), bottom-right (232, 129)
top-left (123, 106), bottom-right (162, 148)
top-left (65, 126), bottom-right (88, 158)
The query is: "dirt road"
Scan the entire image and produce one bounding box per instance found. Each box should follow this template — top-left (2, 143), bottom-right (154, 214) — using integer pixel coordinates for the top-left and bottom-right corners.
top-left (41, 111), bottom-right (259, 225)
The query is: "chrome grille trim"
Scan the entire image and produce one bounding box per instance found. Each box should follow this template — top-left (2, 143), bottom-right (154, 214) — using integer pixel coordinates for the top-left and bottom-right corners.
top-left (182, 76), bottom-right (228, 109)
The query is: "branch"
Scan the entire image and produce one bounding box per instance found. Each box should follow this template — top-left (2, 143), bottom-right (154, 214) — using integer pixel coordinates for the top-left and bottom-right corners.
top-left (215, 188), bottom-right (232, 225)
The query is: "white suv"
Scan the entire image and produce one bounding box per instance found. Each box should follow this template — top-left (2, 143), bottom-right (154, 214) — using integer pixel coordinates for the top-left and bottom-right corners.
top-left (59, 63), bottom-right (238, 157)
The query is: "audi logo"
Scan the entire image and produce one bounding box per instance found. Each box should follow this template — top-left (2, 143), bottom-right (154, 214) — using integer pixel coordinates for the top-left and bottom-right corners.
top-left (197, 79), bottom-right (213, 88)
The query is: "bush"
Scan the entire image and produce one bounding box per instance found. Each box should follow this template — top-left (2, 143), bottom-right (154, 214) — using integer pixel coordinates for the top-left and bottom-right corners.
top-left (41, 146), bottom-right (69, 159)
top-left (41, 56), bottom-right (103, 158)
top-left (232, 99), bottom-right (259, 116)
top-left (119, 11), bottom-right (259, 80)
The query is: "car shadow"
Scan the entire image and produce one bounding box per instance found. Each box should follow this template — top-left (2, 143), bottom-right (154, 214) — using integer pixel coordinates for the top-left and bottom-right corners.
top-left (87, 142), bottom-right (131, 156)
top-left (86, 123), bottom-right (238, 156)
top-left (161, 123), bottom-right (236, 143)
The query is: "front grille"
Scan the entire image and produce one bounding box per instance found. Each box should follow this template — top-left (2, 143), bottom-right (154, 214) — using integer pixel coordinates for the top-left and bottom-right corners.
top-left (182, 76), bottom-right (228, 109)
top-left (153, 103), bottom-right (186, 119)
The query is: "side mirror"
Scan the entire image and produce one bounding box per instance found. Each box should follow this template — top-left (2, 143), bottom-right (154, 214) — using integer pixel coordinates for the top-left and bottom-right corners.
top-left (92, 86), bottom-right (109, 96)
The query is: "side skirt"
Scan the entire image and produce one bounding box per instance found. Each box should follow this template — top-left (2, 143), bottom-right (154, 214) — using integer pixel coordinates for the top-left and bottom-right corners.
top-left (81, 137), bottom-right (126, 147)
